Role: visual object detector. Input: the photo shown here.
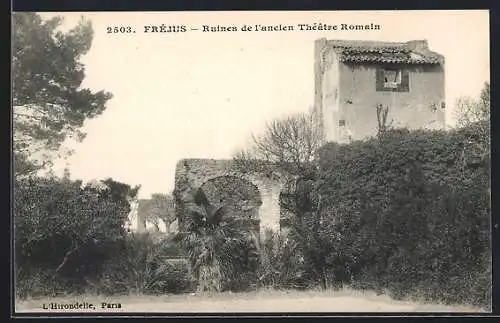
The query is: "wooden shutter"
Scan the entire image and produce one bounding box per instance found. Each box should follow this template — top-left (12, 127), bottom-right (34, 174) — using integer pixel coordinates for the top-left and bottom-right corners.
top-left (399, 69), bottom-right (410, 92)
top-left (376, 69), bottom-right (385, 92)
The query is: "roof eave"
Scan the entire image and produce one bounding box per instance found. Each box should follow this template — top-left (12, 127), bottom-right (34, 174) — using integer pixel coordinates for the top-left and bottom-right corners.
top-left (340, 59), bottom-right (442, 65)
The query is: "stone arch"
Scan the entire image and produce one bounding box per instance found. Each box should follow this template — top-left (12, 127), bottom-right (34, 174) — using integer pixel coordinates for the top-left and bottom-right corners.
top-left (199, 175), bottom-right (262, 232)
top-left (174, 159), bottom-right (287, 237)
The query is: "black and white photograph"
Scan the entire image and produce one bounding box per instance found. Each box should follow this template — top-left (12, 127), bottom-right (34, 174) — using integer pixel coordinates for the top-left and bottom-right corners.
top-left (12, 10), bottom-right (491, 314)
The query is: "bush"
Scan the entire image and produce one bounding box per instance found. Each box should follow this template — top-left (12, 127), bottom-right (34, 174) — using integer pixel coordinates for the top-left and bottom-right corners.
top-left (92, 233), bottom-right (194, 295)
top-left (315, 126), bottom-right (491, 307)
top-left (257, 230), bottom-right (310, 290)
top-left (16, 267), bottom-right (74, 299)
top-left (223, 235), bottom-right (260, 292)
top-left (14, 176), bottom-right (134, 298)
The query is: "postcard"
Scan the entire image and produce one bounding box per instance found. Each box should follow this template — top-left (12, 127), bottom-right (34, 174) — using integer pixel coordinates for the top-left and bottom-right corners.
top-left (12, 10), bottom-right (490, 316)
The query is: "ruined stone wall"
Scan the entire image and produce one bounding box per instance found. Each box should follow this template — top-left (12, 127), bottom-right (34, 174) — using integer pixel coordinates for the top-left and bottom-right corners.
top-left (321, 49), bottom-right (342, 143)
top-left (174, 159), bottom-right (287, 237)
top-left (336, 62), bottom-right (445, 142)
top-left (314, 38), bottom-right (328, 141)
top-left (316, 41), bottom-right (446, 144)
top-left (318, 61), bottom-right (446, 143)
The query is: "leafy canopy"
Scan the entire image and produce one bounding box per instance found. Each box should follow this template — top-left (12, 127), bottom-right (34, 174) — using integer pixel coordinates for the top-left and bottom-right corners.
top-left (12, 12), bottom-right (113, 174)
top-left (14, 176), bottom-right (135, 275)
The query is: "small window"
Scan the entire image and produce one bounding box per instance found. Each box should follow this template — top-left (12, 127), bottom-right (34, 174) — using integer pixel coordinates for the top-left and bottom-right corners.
top-left (383, 69), bottom-right (402, 89)
top-left (339, 120), bottom-right (346, 126)
top-left (376, 68), bottom-right (409, 92)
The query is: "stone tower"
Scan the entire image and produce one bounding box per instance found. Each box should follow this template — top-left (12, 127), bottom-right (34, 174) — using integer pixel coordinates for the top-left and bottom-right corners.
top-left (314, 38), bottom-right (446, 143)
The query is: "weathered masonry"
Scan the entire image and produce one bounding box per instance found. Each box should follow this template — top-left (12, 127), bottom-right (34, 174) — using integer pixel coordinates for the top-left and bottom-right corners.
top-left (174, 159), bottom-right (289, 237)
top-left (314, 38), bottom-right (446, 143)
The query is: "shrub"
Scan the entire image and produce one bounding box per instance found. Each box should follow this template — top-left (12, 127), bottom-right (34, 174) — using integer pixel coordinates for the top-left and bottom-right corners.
top-left (16, 267), bottom-right (73, 299)
top-left (91, 233), bottom-right (194, 295)
top-left (315, 126), bottom-right (491, 307)
top-left (224, 234), bottom-right (260, 292)
top-left (257, 230), bottom-right (310, 290)
top-left (14, 176), bottom-right (134, 298)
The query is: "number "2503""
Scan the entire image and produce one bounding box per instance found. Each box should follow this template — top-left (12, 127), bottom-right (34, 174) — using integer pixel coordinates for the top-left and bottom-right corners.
top-left (106, 26), bottom-right (134, 33)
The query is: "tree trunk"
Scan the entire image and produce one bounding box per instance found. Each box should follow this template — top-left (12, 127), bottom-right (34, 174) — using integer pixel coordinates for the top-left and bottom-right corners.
top-left (55, 245), bottom-right (79, 273)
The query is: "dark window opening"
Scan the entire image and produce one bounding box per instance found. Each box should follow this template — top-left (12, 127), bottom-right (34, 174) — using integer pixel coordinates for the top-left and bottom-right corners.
top-left (376, 68), bottom-right (409, 92)
top-left (384, 69), bottom-right (401, 88)
top-left (339, 120), bottom-right (346, 126)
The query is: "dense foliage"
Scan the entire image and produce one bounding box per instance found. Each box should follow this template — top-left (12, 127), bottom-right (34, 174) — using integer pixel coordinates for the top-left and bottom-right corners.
top-left (14, 176), bottom-right (139, 297)
top-left (313, 125), bottom-right (490, 307)
top-left (174, 188), bottom-right (259, 293)
top-left (15, 122), bottom-right (491, 307)
top-left (93, 233), bottom-right (193, 295)
top-left (13, 12), bottom-right (113, 174)
top-left (257, 230), bottom-right (309, 289)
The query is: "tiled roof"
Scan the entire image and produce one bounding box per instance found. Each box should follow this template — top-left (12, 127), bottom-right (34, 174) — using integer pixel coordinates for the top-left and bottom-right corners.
top-left (325, 39), bottom-right (443, 65)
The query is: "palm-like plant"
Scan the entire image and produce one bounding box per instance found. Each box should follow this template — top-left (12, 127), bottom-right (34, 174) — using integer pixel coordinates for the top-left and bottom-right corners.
top-left (174, 188), bottom-right (255, 293)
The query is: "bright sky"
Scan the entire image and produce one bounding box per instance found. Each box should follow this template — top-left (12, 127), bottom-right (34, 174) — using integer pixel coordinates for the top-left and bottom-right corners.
top-left (40, 10), bottom-right (489, 198)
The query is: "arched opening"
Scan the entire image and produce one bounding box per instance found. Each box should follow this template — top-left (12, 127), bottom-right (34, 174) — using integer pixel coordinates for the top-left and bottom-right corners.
top-left (194, 176), bottom-right (263, 291)
top-left (199, 175), bottom-right (262, 234)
